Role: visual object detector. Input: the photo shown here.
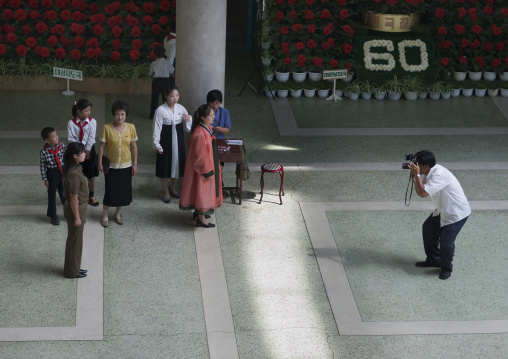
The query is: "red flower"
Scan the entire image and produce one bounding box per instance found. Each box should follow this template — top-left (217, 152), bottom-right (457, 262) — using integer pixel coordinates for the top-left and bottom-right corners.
top-left (93, 24), bottom-right (104, 36)
top-left (320, 9), bottom-right (332, 19)
top-left (55, 0), bottom-right (71, 9)
top-left (4, 25), bottom-right (15, 33)
top-left (495, 42), bottom-right (505, 51)
top-left (44, 10), bottom-right (57, 20)
top-left (304, 10), bottom-right (313, 19)
top-left (22, 25), bottom-right (32, 35)
top-left (142, 2), bottom-right (155, 13)
top-left (29, 10), bottom-right (41, 20)
top-left (283, 57), bottom-right (291, 66)
top-left (386, 0), bottom-right (398, 6)
top-left (454, 24), bottom-right (465, 35)
top-left (60, 9), bottom-right (71, 21)
top-left (280, 26), bottom-right (289, 34)
top-left (14, 8), bottom-right (27, 21)
top-left (142, 15), bottom-right (153, 26)
top-left (86, 38), bottom-right (99, 48)
top-left (111, 39), bottom-right (122, 50)
top-left (491, 24), bottom-right (501, 36)
top-left (474, 56), bottom-right (484, 69)
top-left (94, 48), bottom-right (102, 58)
top-left (297, 54), bottom-right (306, 67)
top-left (322, 42), bottom-right (330, 50)
top-left (70, 23), bottom-right (85, 35)
top-left (41, 0), bottom-right (53, 8)
top-left (60, 34), bottom-right (71, 47)
top-left (73, 36), bottom-right (84, 47)
top-left (490, 58), bottom-right (501, 68)
top-left (435, 8), bottom-right (445, 18)
top-left (129, 49), bottom-right (140, 60)
top-left (70, 48), bottom-right (81, 60)
top-left (111, 26), bottom-right (123, 38)
top-left (283, 47), bottom-right (290, 55)
top-left (312, 56), bottom-right (323, 67)
top-left (458, 8), bottom-right (467, 17)
top-left (151, 24), bottom-right (162, 35)
top-left (71, 11), bottom-right (82, 21)
top-left (5, 33), bottom-right (17, 43)
top-left (484, 42), bottom-right (492, 52)
top-left (158, 16), bottom-right (169, 26)
top-left (16, 45), bottom-right (28, 57)
top-left (111, 50), bottom-right (121, 61)
top-left (160, 0), bottom-right (171, 12)
top-left (482, 6), bottom-right (493, 16)
top-left (90, 13), bottom-right (106, 24)
top-left (26, 37), bottom-right (37, 47)
top-left (502, 8), bottom-right (508, 17)
top-left (34, 46), bottom-right (41, 55)
top-left (36, 21), bottom-right (48, 34)
top-left (125, 2), bottom-right (138, 12)
top-left (307, 39), bottom-right (317, 48)
top-left (2, 9), bottom-right (14, 21)
top-left (282, 43), bottom-right (290, 50)
top-left (131, 26), bottom-right (141, 37)
top-left (107, 15), bottom-right (123, 27)
top-left (0, 44), bottom-right (6, 56)
top-left (328, 38), bottom-right (335, 46)
top-left (471, 25), bottom-right (482, 34)
top-left (71, 0), bottom-right (86, 11)
top-left (47, 35), bottom-right (58, 47)
top-left (307, 24), bottom-right (316, 33)
top-left (292, 24), bottom-right (302, 32)
top-left (345, 63), bottom-right (352, 71)
top-left (306, 0), bottom-right (315, 4)
top-left (469, 39), bottom-right (480, 50)
top-left (126, 15), bottom-right (138, 27)
top-left (330, 59), bottom-right (338, 68)
top-left (323, 26), bottom-right (332, 35)
top-left (296, 42), bottom-right (305, 50)
top-left (468, 8), bottom-right (477, 21)
top-left (104, 2), bottom-right (121, 15)
top-left (29, 0), bottom-right (39, 9)
top-left (440, 57), bottom-right (449, 66)
top-left (290, 11), bottom-right (297, 19)
top-left (86, 48), bottom-right (95, 59)
top-left (338, 8), bottom-right (348, 20)
top-left (55, 47), bottom-right (66, 59)
top-left (438, 26), bottom-right (447, 35)
top-left (51, 24), bottom-right (65, 35)
top-left (341, 43), bottom-right (352, 54)
top-left (288, 0), bottom-right (296, 3)
top-left (131, 39), bottom-right (142, 50)
top-left (7, 0), bottom-right (21, 8)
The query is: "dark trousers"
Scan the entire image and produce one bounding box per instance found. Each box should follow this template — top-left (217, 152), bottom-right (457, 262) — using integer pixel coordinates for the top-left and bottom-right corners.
top-left (150, 77), bottom-right (171, 117)
top-left (47, 168), bottom-right (65, 219)
top-left (422, 214), bottom-right (468, 272)
top-left (63, 202), bottom-right (87, 278)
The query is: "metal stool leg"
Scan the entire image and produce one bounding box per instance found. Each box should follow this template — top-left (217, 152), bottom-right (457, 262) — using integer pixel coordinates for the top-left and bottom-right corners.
top-left (278, 170), bottom-right (284, 205)
top-left (259, 170), bottom-right (265, 204)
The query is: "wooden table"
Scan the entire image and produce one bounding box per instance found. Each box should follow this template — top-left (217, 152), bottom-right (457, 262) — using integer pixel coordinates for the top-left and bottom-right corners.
top-left (217, 138), bottom-right (246, 205)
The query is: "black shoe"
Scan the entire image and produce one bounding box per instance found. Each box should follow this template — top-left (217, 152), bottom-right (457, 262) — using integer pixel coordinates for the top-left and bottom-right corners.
top-left (193, 212), bottom-right (211, 219)
top-left (196, 218), bottom-right (215, 228)
top-left (170, 190), bottom-right (180, 198)
top-left (79, 269), bottom-right (87, 274)
top-left (51, 217), bottom-right (60, 225)
top-left (163, 197), bottom-right (171, 203)
top-left (74, 273), bottom-right (87, 278)
top-left (439, 271), bottom-right (451, 280)
top-left (415, 261), bottom-right (440, 268)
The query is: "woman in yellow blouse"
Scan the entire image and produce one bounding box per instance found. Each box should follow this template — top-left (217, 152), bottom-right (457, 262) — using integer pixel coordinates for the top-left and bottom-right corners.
top-left (98, 100), bottom-right (138, 227)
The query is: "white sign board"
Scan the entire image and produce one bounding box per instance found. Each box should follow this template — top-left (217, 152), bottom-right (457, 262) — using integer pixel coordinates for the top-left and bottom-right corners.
top-left (53, 67), bottom-right (83, 81)
top-left (322, 69), bottom-right (348, 80)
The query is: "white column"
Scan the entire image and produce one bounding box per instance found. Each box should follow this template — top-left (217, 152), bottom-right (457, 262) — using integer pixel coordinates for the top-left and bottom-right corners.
top-left (176, 0), bottom-right (227, 116)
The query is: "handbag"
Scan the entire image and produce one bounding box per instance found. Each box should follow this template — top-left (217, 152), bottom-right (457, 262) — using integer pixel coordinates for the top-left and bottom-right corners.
top-left (235, 156), bottom-right (250, 181)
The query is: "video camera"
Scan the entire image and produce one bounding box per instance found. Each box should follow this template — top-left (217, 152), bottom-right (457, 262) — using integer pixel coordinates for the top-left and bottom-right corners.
top-left (402, 153), bottom-right (416, 169)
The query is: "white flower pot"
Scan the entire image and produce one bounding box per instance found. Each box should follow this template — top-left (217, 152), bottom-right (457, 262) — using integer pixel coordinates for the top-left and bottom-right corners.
top-left (461, 88), bottom-right (473, 97)
top-left (500, 73), bottom-right (508, 81)
top-left (404, 91), bottom-right (418, 101)
top-left (303, 89), bottom-right (316, 98)
top-left (429, 92), bottom-right (440, 100)
top-left (451, 88), bottom-right (461, 97)
top-left (500, 88), bottom-right (508, 97)
top-left (418, 92), bottom-right (428, 99)
top-left (342, 73), bottom-right (354, 82)
top-left (335, 90), bottom-right (343, 97)
top-left (468, 71), bottom-right (482, 81)
top-left (292, 72), bottom-right (307, 82)
top-left (441, 92), bottom-right (451, 99)
top-left (265, 89), bottom-right (275, 99)
top-left (317, 89), bottom-right (330, 98)
top-left (261, 58), bottom-right (272, 66)
top-left (277, 89), bottom-right (289, 98)
top-left (374, 91), bottom-right (386, 100)
top-left (275, 71), bottom-right (290, 82)
top-left (361, 92), bottom-right (372, 100)
top-left (483, 71), bottom-right (496, 81)
top-left (388, 91), bottom-right (401, 100)
top-left (290, 89), bottom-right (302, 98)
top-left (488, 88), bottom-right (499, 97)
top-left (261, 41), bottom-right (271, 50)
top-left (453, 71), bottom-right (467, 81)
top-left (265, 73), bottom-right (274, 82)
top-left (474, 88), bottom-right (486, 97)
top-left (308, 72), bottom-right (322, 81)
top-left (348, 92), bottom-right (359, 100)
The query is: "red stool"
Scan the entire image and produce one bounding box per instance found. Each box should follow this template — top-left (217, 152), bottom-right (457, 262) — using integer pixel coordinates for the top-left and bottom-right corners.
top-left (259, 163), bottom-right (284, 205)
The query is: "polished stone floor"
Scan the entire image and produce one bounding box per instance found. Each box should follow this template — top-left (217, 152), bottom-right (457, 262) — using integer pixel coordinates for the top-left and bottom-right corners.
top-left (1, 41), bottom-right (508, 358)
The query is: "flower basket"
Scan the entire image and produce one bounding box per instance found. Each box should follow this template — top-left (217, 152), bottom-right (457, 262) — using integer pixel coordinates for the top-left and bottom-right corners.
top-left (362, 92), bottom-right (372, 100)
top-left (308, 72), bottom-right (322, 82)
top-left (500, 73), bottom-right (508, 81)
top-left (292, 72), bottom-right (307, 83)
top-left (304, 89), bottom-right (316, 98)
top-left (500, 88), bottom-right (508, 97)
top-left (468, 72), bottom-right (482, 81)
top-left (291, 89), bottom-right (302, 98)
top-left (453, 72), bottom-right (467, 82)
top-left (451, 88), bottom-right (461, 97)
top-left (275, 71), bottom-right (290, 82)
top-left (483, 72), bottom-right (496, 81)
top-left (429, 92), bottom-right (440, 100)
top-left (388, 91), bottom-right (402, 100)
top-left (418, 92), bottom-right (428, 100)
top-left (317, 89), bottom-right (330, 98)
top-left (404, 91), bottom-right (418, 101)
top-left (277, 89), bottom-right (289, 98)
top-left (462, 88), bottom-right (473, 97)
top-left (441, 92), bottom-right (451, 100)
top-left (474, 88), bottom-right (486, 97)
top-left (488, 89), bottom-right (499, 97)
top-left (265, 89), bottom-right (275, 99)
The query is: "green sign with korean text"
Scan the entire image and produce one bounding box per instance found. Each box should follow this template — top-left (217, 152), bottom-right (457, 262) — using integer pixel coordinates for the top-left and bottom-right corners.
top-left (53, 67), bottom-right (83, 81)
top-left (323, 69), bottom-right (348, 80)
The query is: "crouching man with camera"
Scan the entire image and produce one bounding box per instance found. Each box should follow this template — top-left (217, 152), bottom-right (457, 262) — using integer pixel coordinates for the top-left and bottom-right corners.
top-left (409, 150), bottom-right (471, 280)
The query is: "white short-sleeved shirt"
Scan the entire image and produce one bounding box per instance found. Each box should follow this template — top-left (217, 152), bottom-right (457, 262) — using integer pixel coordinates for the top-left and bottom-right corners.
top-left (422, 164), bottom-right (471, 226)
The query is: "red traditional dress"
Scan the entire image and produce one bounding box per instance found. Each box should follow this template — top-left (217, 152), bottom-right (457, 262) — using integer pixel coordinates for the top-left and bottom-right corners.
top-left (179, 123), bottom-right (223, 215)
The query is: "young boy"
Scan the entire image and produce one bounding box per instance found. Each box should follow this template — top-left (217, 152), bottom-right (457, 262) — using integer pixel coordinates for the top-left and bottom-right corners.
top-left (149, 44), bottom-right (174, 118)
top-left (40, 127), bottom-right (66, 225)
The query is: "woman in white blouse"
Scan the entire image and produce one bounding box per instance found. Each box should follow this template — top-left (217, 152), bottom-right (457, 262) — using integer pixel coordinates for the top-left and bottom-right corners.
top-left (152, 86), bottom-right (191, 202)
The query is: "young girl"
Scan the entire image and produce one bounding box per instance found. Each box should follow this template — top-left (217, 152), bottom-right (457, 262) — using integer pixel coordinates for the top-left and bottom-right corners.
top-left (67, 99), bottom-right (100, 207)
top-left (62, 142), bottom-right (88, 278)
top-left (152, 85), bottom-right (191, 202)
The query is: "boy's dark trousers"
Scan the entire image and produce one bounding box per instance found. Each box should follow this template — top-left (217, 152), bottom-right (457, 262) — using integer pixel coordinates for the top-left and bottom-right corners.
top-left (47, 168), bottom-right (65, 219)
top-left (150, 77), bottom-right (171, 117)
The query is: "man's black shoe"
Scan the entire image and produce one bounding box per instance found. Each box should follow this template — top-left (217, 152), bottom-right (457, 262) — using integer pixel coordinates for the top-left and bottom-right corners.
top-left (439, 271), bottom-right (451, 280)
top-left (415, 261), bottom-right (440, 268)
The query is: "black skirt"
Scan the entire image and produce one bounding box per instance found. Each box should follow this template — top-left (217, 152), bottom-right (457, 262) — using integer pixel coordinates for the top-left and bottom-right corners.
top-left (103, 167), bottom-right (132, 207)
top-left (82, 145), bottom-right (99, 178)
top-left (155, 123), bottom-right (186, 178)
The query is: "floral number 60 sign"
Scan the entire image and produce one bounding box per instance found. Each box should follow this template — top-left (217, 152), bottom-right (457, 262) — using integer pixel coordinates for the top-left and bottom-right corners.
top-left (363, 39), bottom-right (429, 73)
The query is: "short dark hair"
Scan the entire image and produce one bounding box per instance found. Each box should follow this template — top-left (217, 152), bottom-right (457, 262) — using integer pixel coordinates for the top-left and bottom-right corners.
top-left (415, 150), bottom-right (436, 168)
top-left (164, 85), bottom-right (179, 97)
top-left (63, 142), bottom-right (85, 174)
top-left (41, 127), bottom-right (55, 140)
top-left (72, 98), bottom-right (93, 117)
top-left (206, 89), bottom-right (223, 104)
top-left (153, 44), bottom-right (165, 58)
top-left (111, 99), bottom-right (129, 116)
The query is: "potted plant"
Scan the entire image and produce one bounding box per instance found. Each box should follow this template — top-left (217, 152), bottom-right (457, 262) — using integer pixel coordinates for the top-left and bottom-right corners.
top-left (452, 56), bottom-right (469, 81)
top-left (469, 57), bottom-right (484, 81)
top-left (373, 84), bottom-right (386, 100)
top-left (448, 81), bottom-right (461, 97)
top-left (441, 82), bottom-right (454, 99)
top-left (290, 83), bottom-right (303, 98)
top-left (260, 31), bottom-right (272, 50)
top-left (418, 82), bottom-right (430, 99)
top-left (334, 80), bottom-right (348, 98)
top-left (275, 57), bottom-right (291, 82)
top-left (428, 81), bottom-right (444, 100)
top-left (263, 83), bottom-right (275, 99)
top-left (461, 80), bottom-right (474, 97)
top-left (360, 80), bottom-right (373, 100)
top-left (402, 75), bottom-right (423, 101)
top-left (263, 67), bottom-right (274, 82)
top-left (291, 60), bottom-right (307, 83)
top-left (302, 81), bottom-right (317, 98)
top-left (474, 81), bottom-right (487, 97)
top-left (384, 76), bottom-right (403, 100)
top-left (487, 81), bottom-right (500, 97)
top-left (344, 80), bottom-right (361, 101)
top-left (316, 81), bottom-right (331, 98)
top-left (261, 49), bottom-right (273, 67)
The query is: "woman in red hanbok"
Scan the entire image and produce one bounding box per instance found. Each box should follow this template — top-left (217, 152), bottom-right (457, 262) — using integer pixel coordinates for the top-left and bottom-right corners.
top-left (179, 104), bottom-right (223, 228)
